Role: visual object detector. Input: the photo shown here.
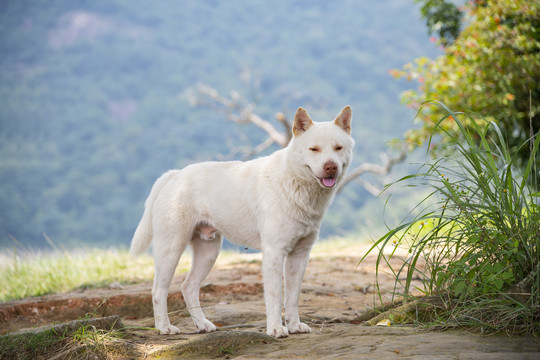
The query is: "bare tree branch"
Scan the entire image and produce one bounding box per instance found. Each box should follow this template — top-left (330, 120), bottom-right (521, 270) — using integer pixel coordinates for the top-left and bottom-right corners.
top-left (355, 178), bottom-right (385, 197)
top-left (186, 81), bottom-right (407, 194)
top-left (276, 112), bottom-right (293, 144)
top-left (337, 148), bottom-right (407, 194)
top-left (244, 111), bottom-right (288, 147)
top-left (217, 137), bottom-right (276, 161)
top-left (186, 82), bottom-right (288, 147)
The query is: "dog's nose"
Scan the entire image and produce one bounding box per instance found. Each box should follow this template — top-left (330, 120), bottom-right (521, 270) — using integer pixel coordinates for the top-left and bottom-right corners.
top-left (323, 161), bottom-right (338, 177)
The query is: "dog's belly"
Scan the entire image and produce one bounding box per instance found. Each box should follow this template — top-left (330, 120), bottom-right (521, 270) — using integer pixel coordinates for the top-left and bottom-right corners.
top-left (220, 225), bottom-right (261, 249)
top-left (183, 161), bottom-right (266, 249)
top-left (200, 204), bottom-right (262, 249)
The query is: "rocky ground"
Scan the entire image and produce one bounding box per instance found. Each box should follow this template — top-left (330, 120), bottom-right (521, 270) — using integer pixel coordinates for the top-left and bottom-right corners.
top-left (1, 242), bottom-right (539, 359)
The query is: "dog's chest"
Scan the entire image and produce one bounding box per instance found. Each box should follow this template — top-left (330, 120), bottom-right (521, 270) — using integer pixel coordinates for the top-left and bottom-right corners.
top-left (269, 190), bottom-right (329, 244)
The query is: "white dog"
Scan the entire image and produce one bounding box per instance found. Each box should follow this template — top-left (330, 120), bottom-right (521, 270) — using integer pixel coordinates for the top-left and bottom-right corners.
top-left (130, 106), bottom-right (354, 338)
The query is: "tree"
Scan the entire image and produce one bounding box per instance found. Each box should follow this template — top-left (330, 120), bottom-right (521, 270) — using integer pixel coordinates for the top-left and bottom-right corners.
top-left (415, 0), bottom-right (463, 47)
top-left (392, 0), bottom-right (539, 166)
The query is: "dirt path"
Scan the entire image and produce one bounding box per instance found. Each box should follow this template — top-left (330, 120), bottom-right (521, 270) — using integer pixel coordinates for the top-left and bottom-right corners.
top-left (1, 244), bottom-right (539, 359)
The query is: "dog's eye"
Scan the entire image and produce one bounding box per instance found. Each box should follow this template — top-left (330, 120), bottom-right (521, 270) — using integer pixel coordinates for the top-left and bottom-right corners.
top-left (309, 147), bottom-right (320, 152)
top-left (335, 145), bottom-right (343, 151)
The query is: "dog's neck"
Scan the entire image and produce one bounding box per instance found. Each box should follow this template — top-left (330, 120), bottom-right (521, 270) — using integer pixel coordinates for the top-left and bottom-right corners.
top-left (278, 167), bottom-right (337, 225)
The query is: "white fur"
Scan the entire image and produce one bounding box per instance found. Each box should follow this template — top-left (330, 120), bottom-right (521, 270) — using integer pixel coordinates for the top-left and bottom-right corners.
top-left (130, 106), bottom-right (354, 338)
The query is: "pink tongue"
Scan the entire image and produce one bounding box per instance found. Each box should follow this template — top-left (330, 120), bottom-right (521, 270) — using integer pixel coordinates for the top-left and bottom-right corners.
top-left (322, 177), bottom-right (336, 187)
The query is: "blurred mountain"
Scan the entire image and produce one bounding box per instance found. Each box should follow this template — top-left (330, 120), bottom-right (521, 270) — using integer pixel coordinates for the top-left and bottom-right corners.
top-left (0, 0), bottom-right (439, 248)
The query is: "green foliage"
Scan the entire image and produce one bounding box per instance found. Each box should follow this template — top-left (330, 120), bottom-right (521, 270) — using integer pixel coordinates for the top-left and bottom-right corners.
top-left (219, 346), bottom-right (238, 355)
top-left (363, 102), bottom-right (540, 333)
top-left (416, 0), bottom-right (463, 46)
top-left (392, 0), bottom-right (540, 168)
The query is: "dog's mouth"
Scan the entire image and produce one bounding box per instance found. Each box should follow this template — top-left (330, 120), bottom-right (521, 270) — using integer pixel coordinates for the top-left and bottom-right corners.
top-left (306, 165), bottom-right (338, 189)
top-left (319, 176), bottom-right (337, 188)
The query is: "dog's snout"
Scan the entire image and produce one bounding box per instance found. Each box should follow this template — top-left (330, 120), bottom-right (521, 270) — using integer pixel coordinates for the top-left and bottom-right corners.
top-left (323, 161), bottom-right (338, 177)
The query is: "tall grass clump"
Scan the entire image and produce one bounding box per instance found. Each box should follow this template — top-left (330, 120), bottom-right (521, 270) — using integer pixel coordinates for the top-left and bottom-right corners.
top-left (364, 101), bottom-right (539, 334)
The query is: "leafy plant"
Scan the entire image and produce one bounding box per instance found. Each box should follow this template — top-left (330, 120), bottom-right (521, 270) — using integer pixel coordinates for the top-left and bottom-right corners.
top-left (392, 0), bottom-right (540, 167)
top-left (363, 101), bottom-right (539, 333)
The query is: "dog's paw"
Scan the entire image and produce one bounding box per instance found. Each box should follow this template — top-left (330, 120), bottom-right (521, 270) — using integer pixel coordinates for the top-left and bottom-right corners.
top-left (267, 325), bottom-right (289, 338)
top-left (157, 324), bottom-right (181, 335)
top-left (195, 319), bottom-right (217, 333)
top-left (288, 322), bottom-right (311, 334)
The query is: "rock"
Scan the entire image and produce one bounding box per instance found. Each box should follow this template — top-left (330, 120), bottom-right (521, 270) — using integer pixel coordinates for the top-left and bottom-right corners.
top-left (148, 330), bottom-right (277, 359)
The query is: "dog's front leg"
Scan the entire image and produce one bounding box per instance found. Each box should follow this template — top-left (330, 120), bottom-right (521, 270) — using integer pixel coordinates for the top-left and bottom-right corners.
top-left (262, 248), bottom-right (289, 338)
top-left (284, 234), bottom-right (316, 334)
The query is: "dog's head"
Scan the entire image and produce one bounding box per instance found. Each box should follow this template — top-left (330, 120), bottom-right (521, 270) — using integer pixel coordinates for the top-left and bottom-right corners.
top-left (287, 106), bottom-right (354, 189)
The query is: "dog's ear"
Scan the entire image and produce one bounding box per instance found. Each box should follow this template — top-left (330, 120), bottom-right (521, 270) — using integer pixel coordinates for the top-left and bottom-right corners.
top-left (334, 106), bottom-right (352, 135)
top-left (293, 107), bottom-right (314, 136)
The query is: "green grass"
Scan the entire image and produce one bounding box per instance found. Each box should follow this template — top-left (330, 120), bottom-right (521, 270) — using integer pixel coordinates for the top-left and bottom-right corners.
top-left (69, 322), bottom-right (128, 359)
top-left (0, 245), bottom-right (252, 302)
top-left (1, 236), bottom-right (370, 303)
top-left (0, 247), bottom-right (161, 302)
top-left (0, 316), bottom-right (128, 360)
top-left (362, 101), bottom-right (540, 334)
top-left (0, 327), bottom-right (64, 360)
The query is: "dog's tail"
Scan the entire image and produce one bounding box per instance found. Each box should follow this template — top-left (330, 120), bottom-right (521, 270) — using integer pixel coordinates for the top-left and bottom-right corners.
top-left (130, 171), bottom-right (176, 257)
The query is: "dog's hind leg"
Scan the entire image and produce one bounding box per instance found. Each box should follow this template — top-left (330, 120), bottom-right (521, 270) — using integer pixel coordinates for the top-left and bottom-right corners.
top-left (151, 223), bottom-right (190, 335)
top-left (182, 233), bottom-right (222, 333)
